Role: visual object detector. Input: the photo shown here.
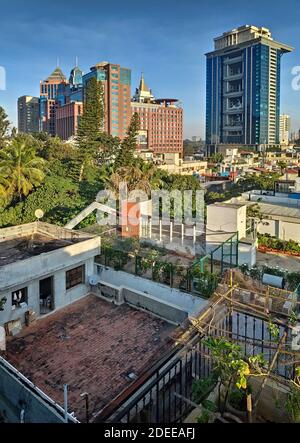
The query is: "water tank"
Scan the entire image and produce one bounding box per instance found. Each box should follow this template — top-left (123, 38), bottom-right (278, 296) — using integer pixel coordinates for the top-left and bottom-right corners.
top-left (262, 273), bottom-right (285, 289)
top-left (88, 275), bottom-right (101, 286)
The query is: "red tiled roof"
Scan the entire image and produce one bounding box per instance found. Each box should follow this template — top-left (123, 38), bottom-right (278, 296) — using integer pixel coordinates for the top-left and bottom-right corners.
top-left (3, 295), bottom-right (175, 422)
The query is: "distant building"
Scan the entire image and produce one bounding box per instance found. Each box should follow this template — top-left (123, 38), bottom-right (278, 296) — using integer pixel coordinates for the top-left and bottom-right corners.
top-left (56, 101), bottom-right (83, 140)
top-left (82, 61), bottom-right (131, 140)
top-left (206, 25), bottom-right (293, 151)
top-left (17, 96), bottom-right (39, 134)
top-left (131, 73), bottom-right (183, 161)
top-left (39, 66), bottom-right (68, 135)
top-left (280, 114), bottom-right (291, 146)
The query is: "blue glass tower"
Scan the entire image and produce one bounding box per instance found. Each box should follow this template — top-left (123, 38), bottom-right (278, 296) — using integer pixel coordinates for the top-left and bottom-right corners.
top-left (205, 25), bottom-right (293, 150)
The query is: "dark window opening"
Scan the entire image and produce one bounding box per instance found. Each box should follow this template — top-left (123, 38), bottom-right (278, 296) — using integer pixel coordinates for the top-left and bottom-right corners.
top-left (11, 287), bottom-right (27, 310)
top-left (66, 265), bottom-right (85, 290)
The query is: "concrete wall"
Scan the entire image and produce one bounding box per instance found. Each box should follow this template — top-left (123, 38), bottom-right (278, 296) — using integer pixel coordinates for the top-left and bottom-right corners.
top-left (95, 265), bottom-right (207, 316)
top-left (258, 219), bottom-right (300, 243)
top-left (0, 253), bottom-right (95, 328)
top-left (0, 358), bottom-right (77, 423)
top-left (238, 241), bottom-right (257, 267)
top-left (0, 237), bottom-right (100, 291)
top-left (123, 288), bottom-right (188, 324)
top-left (243, 191), bottom-right (300, 208)
top-left (207, 204), bottom-right (247, 239)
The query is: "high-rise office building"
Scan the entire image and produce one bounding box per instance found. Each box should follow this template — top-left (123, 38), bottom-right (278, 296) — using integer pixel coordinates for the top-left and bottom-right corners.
top-left (206, 25), bottom-right (293, 151)
top-left (39, 67), bottom-right (67, 135)
top-left (131, 74), bottom-right (183, 161)
top-left (55, 63), bottom-right (84, 140)
top-left (82, 61), bottom-right (131, 140)
top-left (56, 101), bottom-right (83, 140)
top-left (280, 114), bottom-right (291, 146)
top-left (17, 96), bottom-right (39, 134)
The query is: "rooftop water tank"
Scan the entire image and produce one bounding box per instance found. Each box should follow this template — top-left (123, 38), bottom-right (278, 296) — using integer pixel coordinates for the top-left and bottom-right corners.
top-left (262, 273), bottom-right (285, 289)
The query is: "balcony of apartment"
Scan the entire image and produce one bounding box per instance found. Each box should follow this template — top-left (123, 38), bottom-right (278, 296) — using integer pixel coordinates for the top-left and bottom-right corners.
top-left (223, 124), bottom-right (243, 132)
top-left (223, 116), bottom-right (243, 131)
top-left (224, 71), bottom-right (243, 81)
top-left (223, 88), bottom-right (243, 98)
top-left (223, 106), bottom-right (243, 115)
top-left (223, 55), bottom-right (243, 65)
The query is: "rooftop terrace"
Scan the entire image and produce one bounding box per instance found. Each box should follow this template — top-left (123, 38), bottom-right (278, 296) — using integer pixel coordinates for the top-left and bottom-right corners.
top-left (0, 222), bottom-right (93, 267)
top-left (2, 294), bottom-right (176, 422)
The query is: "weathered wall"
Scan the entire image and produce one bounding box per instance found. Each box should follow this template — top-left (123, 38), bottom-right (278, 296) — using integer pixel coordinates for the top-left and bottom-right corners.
top-left (95, 265), bottom-right (207, 316)
top-left (0, 237), bottom-right (100, 291)
top-left (123, 288), bottom-right (188, 324)
top-left (0, 359), bottom-right (77, 423)
top-left (0, 257), bottom-right (95, 327)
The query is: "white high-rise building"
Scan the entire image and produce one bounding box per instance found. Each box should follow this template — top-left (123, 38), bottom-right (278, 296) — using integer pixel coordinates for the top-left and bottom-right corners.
top-left (280, 114), bottom-right (291, 146)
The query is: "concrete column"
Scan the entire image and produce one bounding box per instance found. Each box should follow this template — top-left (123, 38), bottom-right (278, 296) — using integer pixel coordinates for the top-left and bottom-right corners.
top-left (149, 217), bottom-right (152, 239)
top-left (170, 221), bottom-right (173, 243)
top-left (193, 225), bottom-right (196, 245)
top-left (181, 223), bottom-right (184, 245)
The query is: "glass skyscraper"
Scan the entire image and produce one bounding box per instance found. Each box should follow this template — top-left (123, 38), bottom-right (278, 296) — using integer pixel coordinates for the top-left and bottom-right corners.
top-left (205, 25), bottom-right (293, 150)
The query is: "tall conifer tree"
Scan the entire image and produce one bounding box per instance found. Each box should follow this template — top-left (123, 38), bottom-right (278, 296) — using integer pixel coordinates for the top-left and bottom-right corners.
top-left (114, 112), bottom-right (140, 169)
top-left (76, 77), bottom-right (104, 181)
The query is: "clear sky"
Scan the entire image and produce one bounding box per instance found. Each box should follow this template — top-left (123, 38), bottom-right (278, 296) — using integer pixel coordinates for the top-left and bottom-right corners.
top-left (0, 0), bottom-right (300, 138)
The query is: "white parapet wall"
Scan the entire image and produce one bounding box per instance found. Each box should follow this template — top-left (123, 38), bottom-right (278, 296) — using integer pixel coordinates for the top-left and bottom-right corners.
top-left (94, 264), bottom-right (207, 318)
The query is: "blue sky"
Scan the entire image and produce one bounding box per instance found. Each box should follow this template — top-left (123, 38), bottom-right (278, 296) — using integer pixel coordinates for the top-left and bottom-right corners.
top-left (0, 0), bottom-right (300, 137)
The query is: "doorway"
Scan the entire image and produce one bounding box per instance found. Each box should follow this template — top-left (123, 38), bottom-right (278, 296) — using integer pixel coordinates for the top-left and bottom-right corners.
top-left (39, 276), bottom-right (54, 315)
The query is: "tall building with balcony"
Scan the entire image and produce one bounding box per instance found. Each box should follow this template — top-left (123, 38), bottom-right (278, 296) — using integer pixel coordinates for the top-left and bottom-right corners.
top-left (131, 74), bottom-right (183, 161)
top-left (17, 96), bottom-right (39, 134)
top-left (206, 25), bottom-right (293, 152)
top-left (82, 61), bottom-right (131, 140)
top-left (280, 114), bottom-right (291, 146)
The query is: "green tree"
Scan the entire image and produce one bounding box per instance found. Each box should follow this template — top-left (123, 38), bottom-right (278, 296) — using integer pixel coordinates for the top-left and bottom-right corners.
top-left (0, 136), bottom-right (45, 202)
top-left (210, 152), bottom-right (224, 163)
top-left (76, 77), bottom-right (105, 181)
top-left (0, 106), bottom-right (10, 148)
top-left (95, 132), bottom-right (120, 165)
top-left (114, 112), bottom-right (140, 169)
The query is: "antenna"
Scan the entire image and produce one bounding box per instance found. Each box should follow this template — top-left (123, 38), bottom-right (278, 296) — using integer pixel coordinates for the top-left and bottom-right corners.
top-left (75, 56), bottom-right (78, 67)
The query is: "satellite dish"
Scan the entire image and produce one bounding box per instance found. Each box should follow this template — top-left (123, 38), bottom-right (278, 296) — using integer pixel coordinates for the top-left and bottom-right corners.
top-left (35, 209), bottom-right (44, 220)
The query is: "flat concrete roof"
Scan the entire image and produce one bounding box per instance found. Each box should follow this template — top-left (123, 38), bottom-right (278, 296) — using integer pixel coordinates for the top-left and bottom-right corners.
top-left (211, 202), bottom-right (246, 209)
top-left (0, 234), bottom-right (84, 267)
top-left (0, 222), bottom-right (93, 267)
top-left (2, 295), bottom-right (176, 422)
top-left (245, 201), bottom-right (300, 221)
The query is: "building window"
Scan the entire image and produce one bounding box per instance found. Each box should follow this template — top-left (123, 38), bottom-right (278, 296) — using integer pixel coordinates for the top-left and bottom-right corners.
top-left (66, 265), bottom-right (85, 290)
top-left (12, 287), bottom-right (28, 310)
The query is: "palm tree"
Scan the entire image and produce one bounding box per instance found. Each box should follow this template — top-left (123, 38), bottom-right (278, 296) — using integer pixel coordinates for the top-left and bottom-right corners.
top-left (0, 138), bottom-right (45, 202)
top-left (108, 162), bottom-right (161, 197)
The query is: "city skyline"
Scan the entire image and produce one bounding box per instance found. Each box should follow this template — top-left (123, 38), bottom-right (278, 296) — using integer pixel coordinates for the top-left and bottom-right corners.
top-left (1, 0), bottom-right (300, 138)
